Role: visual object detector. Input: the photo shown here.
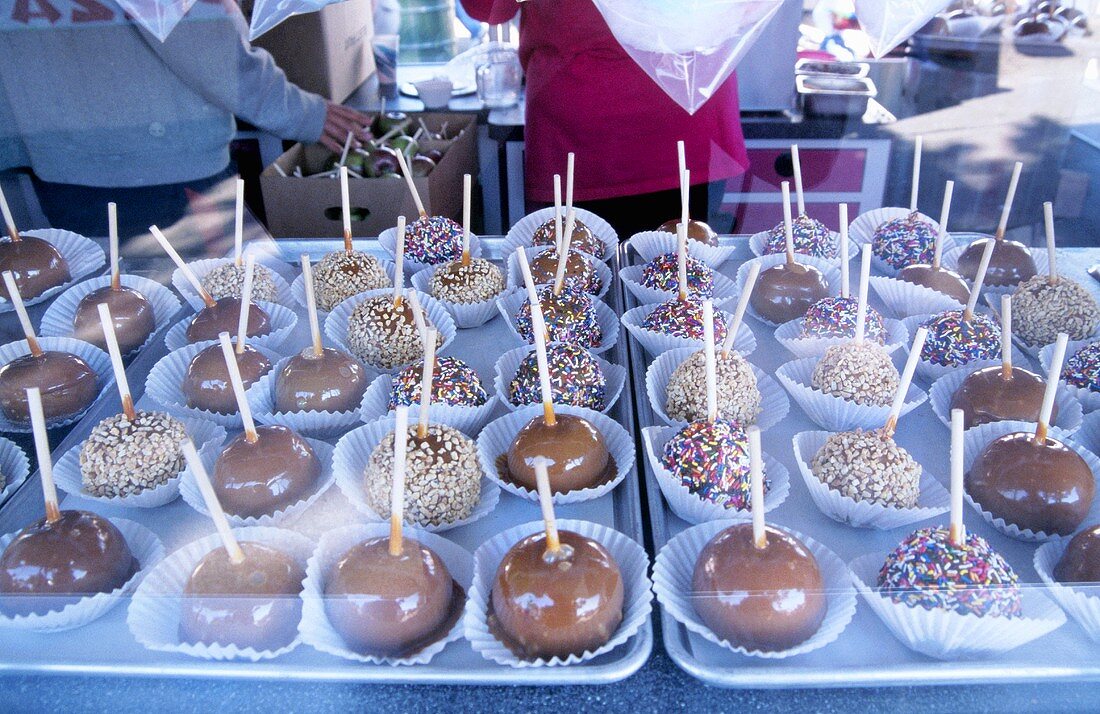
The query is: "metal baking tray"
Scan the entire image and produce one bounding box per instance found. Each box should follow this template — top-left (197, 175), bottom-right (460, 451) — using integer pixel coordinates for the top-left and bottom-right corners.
top-left (0, 237), bottom-right (652, 683)
top-left (623, 236), bottom-right (1100, 688)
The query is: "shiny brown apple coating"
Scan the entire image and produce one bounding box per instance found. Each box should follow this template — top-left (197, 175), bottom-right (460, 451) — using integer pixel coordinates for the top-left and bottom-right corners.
top-left (212, 425), bottom-right (322, 519)
top-left (0, 235), bottom-right (71, 300)
top-left (505, 413), bottom-right (611, 494)
top-left (950, 366), bottom-right (1054, 429)
top-left (1053, 524), bottom-right (1100, 584)
top-left (182, 343), bottom-right (272, 415)
top-left (0, 351), bottom-right (98, 425)
top-left (273, 347), bottom-right (368, 413)
top-left (186, 298), bottom-right (271, 344)
top-left (897, 264), bottom-right (970, 304)
top-left (73, 285), bottom-right (156, 354)
top-left (750, 262), bottom-right (830, 324)
top-left (956, 238), bottom-right (1037, 287)
top-left (658, 218), bottom-right (719, 246)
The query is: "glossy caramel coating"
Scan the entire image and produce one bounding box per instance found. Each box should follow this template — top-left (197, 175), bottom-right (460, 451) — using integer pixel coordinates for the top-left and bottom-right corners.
top-left (0, 510), bottom-right (138, 617)
top-left (897, 264), bottom-right (970, 304)
top-left (212, 425), bottom-right (322, 519)
top-left (73, 286), bottom-right (156, 354)
top-left (185, 298), bottom-right (271, 344)
top-left (658, 218), bottom-right (719, 246)
top-left (956, 238), bottom-right (1037, 287)
top-left (182, 344), bottom-right (272, 415)
top-left (0, 351), bottom-right (98, 425)
top-left (490, 530), bottom-right (623, 660)
top-left (692, 523), bottom-right (826, 652)
top-left (1053, 524), bottom-right (1100, 584)
top-left (967, 432), bottom-right (1095, 535)
top-left (750, 262), bottom-right (830, 324)
top-left (950, 366), bottom-right (1054, 429)
top-left (0, 235), bottom-right (71, 300)
top-left (505, 413), bottom-right (611, 494)
top-left (273, 347), bottom-right (367, 413)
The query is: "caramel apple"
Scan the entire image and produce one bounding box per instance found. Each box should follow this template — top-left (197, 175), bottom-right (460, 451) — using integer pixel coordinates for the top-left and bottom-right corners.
top-left (956, 238), bottom-right (1037, 288)
top-left (186, 297), bottom-right (271, 344)
top-left (504, 414), bottom-right (612, 494)
top-left (750, 262), bottom-right (829, 324)
top-left (182, 343), bottom-right (272, 415)
top-left (212, 425), bottom-right (322, 519)
top-left (897, 264), bottom-right (970, 304)
top-left (0, 235), bottom-right (70, 300)
top-left (0, 351), bottom-right (98, 425)
top-left (658, 218), bottom-right (718, 247)
top-left (273, 347), bottom-right (368, 413)
top-left (1053, 524), bottom-right (1100, 583)
top-left (72, 286), bottom-right (156, 354)
top-left (950, 366), bottom-right (1053, 429)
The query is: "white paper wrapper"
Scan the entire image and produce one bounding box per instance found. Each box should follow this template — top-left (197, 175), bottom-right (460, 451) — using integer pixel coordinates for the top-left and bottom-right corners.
top-left (145, 342), bottom-right (282, 429)
top-left (1034, 538), bottom-right (1100, 643)
top-left (621, 302), bottom-right (754, 358)
top-left (847, 208), bottom-right (945, 277)
top-left (493, 343), bottom-right (626, 415)
top-left (962, 420), bottom-right (1100, 542)
top-left (0, 436), bottom-right (30, 505)
top-left (1070, 409), bottom-right (1100, 457)
top-left (0, 517), bottom-right (162, 632)
top-left (0, 228), bottom-right (106, 312)
top-left (868, 274), bottom-right (965, 320)
top-left (291, 256), bottom-right (397, 315)
top-left (747, 228), bottom-right (854, 263)
top-left (52, 417), bottom-right (226, 509)
top-left (507, 245), bottom-right (612, 300)
top-left (39, 274), bottom-right (182, 356)
top-left (464, 518), bottom-right (652, 667)
top-left (379, 226), bottom-right (483, 276)
top-left (332, 417), bottom-right (499, 532)
top-left (477, 404), bottom-right (634, 505)
top-left (163, 300), bottom-right (298, 353)
top-left (642, 425), bottom-right (791, 524)
top-left (901, 313), bottom-right (1029, 386)
top-left (503, 207), bottom-right (618, 263)
top-left (172, 256), bottom-right (295, 312)
top-left (357, 372), bottom-right (498, 435)
top-left (735, 254), bottom-right (842, 327)
top-left (410, 262), bottom-right (507, 329)
top-left (644, 347), bottom-right (787, 430)
top-left (243, 352), bottom-right (370, 439)
top-left (1040, 339), bottom-right (1100, 413)
top-left (849, 553), bottom-right (1066, 659)
top-left (0, 336), bottom-right (112, 432)
top-left (299, 522), bottom-right (473, 665)
top-left (942, 235), bottom-right (1050, 297)
top-left (775, 355), bottom-right (927, 432)
top-left (653, 521), bottom-right (856, 658)
top-left (126, 526), bottom-right (314, 660)
top-left (929, 366), bottom-right (1082, 434)
top-left (774, 315), bottom-right (909, 359)
top-left (323, 288), bottom-right (457, 373)
top-left (618, 262), bottom-right (738, 306)
top-left (496, 288), bottom-right (619, 356)
top-left (627, 230), bottom-right (738, 269)
top-left (791, 430), bottom-right (950, 530)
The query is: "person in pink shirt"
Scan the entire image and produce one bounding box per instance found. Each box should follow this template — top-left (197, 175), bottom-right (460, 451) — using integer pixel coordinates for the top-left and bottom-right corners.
top-left (463, 0), bottom-right (749, 238)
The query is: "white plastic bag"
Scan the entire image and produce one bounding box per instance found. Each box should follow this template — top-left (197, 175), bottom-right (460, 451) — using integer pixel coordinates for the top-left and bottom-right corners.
top-left (115, 0), bottom-right (198, 42)
top-left (249, 0), bottom-right (334, 40)
top-left (591, 0), bottom-right (784, 114)
top-left (854, 0), bottom-right (953, 58)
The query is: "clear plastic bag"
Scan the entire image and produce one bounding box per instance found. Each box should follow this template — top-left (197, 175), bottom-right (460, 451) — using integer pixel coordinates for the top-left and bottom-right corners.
top-left (590, 0), bottom-right (784, 115)
top-left (249, 0), bottom-right (332, 40)
top-left (116, 0), bottom-right (198, 42)
top-left (854, 0), bottom-right (953, 58)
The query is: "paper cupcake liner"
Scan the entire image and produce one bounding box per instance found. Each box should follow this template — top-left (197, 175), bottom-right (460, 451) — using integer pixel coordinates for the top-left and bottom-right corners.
top-left (900, 313), bottom-right (1030, 386)
top-left (747, 228), bottom-right (854, 263)
top-left (868, 275), bottom-right (965, 320)
top-left (357, 372), bottom-right (499, 435)
top-left (644, 347), bottom-right (787, 430)
top-left (1070, 409), bottom-right (1100, 458)
top-left (378, 226), bottom-right (483, 276)
top-left (929, 366), bottom-right (1082, 434)
top-left (126, 526), bottom-right (314, 660)
top-left (145, 342), bottom-right (282, 430)
top-left (464, 518), bottom-right (652, 667)
top-left (627, 230), bottom-right (738, 269)
top-left (410, 264), bottom-right (506, 329)
top-left (0, 436), bottom-right (30, 506)
top-left (163, 300), bottom-right (298, 353)
top-left (0, 228), bottom-right (106, 312)
top-left (791, 430), bottom-right (950, 530)
top-left (847, 208), bottom-right (945, 277)
top-left (0, 336), bottom-right (112, 432)
top-left (172, 256), bottom-right (295, 312)
top-left (1040, 339), bottom-right (1100, 413)
top-left (291, 256), bottom-right (397, 315)
top-left (243, 353), bottom-right (369, 439)
top-left (503, 207), bottom-right (618, 263)
top-left (299, 522), bottom-right (473, 665)
top-left (477, 404), bottom-right (634, 505)
top-left (775, 355), bottom-right (927, 432)
top-left (496, 288), bottom-right (619, 356)
top-left (621, 303), bottom-right (755, 359)
top-left (492, 343), bottom-right (626, 415)
top-left (1034, 538), bottom-right (1100, 643)
top-left (332, 417), bottom-right (499, 532)
top-left (653, 521), bottom-right (856, 659)
top-left (52, 417), bottom-right (225, 509)
top-left (942, 236), bottom-right (1050, 296)
top-left (0, 517), bottom-right (163, 632)
top-left (849, 554), bottom-right (1066, 659)
top-left (179, 437), bottom-right (335, 527)
top-left (323, 288), bottom-right (457, 373)
top-left (774, 315), bottom-right (909, 359)
top-left (506, 246), bottom-right (612, 300)
top-left (618, 263), bottom-right (738, 307)
top-left (39, 274), bottom-right (182, 356)
top-left (735, 254), bottom-right (843, 327)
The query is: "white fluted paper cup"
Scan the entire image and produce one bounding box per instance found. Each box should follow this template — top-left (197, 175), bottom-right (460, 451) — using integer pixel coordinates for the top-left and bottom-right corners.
top-left (748, 228), bottom-right (853, 263)
top-left (868, 274), bottom-right (966, 320)
top-left (621, 302), bottom-right (754, 358)
top-left (1040, 339), bottom-right (1100, 413)
top-left (1070, 409), bottom-right (1100, 457)
top-left (653, 520), bottom-right (856, 658)
top-left (493, 343), bottom-right (626, 415)
top-left (477, 404), bottom-right (633, 505)
top-left (0, 436), bottom-right (29, 506)
top-left (774, 315), bottom-right (908, 359)
top-left (496, 288), bottom-right (618, 355)
top-left (291, 256), bottom-right (396, 314)
top-left (164, 300), bottom-right (298, 353)
top-left (332, 417), bottom-right (498, 532)
top-left (627, 230), bottom-right (738, 269)
top-left (244, 353), bottom-right (368, 439)
top-left (126, 526), bottom-right (313, 661)
top-left (0, 336), bottom-right (112, 432)
top-left (300, 522), bottom-right (473, 665)
top-left (1035, 537), bottom-right (1100, 643)
top-left (0, 228), bottom-right (106, 312)
top-left (52, 417), bottom-right (225, 509)
top-left (900, 313), bottom-right (1028, 386)
top-left (410, 262), bottom-right (506, 328)
top-left (942, 235), bottom-right (1050, 296)
top-left (775, 355), bottom-right (926, 432)
top-left (962, 420), bottom-right (1100, 542)
top-left (642, 425), bottom-right (790, 524)
top-left (618, 263), bottom-right (738, 306)
top-left (504, 207), bottom-right (617, 262)
top-left (357, 372), bottom-right (498, 435)
top-left (736, 254), bottom-right (842, 327)
top-left (848, 208), bottom-right (945, 277)
top-left (379, 226), bottom-right (482, 276)
top-left (791, 430), bottom-right (950, 530)
top-left (507, 246), bottom-right (611, 300)
top-left (172, 256), bottom-right (294, 312)
top-left (464, 518), bottom-right (652, 667)
top-left (929, 366), bottom-right (1082, 434)
top-left (0, 517), bottom-right (162, 632)
top-left (849, 553), bottom-right (1066, 659)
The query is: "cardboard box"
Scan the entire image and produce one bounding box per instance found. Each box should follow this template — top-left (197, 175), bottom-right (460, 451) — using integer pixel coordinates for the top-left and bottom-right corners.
top-left (260, 113), bottom-right (478, 238)
top-left (253, 0), bottom-right (375, 102)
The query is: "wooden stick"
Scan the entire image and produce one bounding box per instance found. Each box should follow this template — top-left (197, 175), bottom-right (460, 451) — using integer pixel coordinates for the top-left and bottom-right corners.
top-left (518, 249), bottom-right (556, 426)
top-left (553, 175), bottom-right (563, 252)
top-left (25, 388), bottom-right (59, 523)
top-left (0, 184), bottom-right (19, 243)
top-left (1001, 294), bottom-right (1013, 379)
top-left (909, 136), bottom-right (923, 212)
top-left (108, 202), bottom-right (120, 290)
top-left (565, 152), bottom-right (575, 214)
top-left (233, 178), bottom-right (245, 266)
top-left (949, 408), bottom-right (966, 546)
top-left (781, 181), bottom-right (795, 264)
top-left (407, 289), bottom-right (428, 348)
top-left (461, 174), bottom-right (472, 266)
top-left (181, 438), bottom-right (244, 564)
top-left (97, 304), bottom-right (135, 421)
top-left (417, 327), bottom-right (437, 439)
top-left (393, 215), bottom-right (406, 308)
top-left (553, 210), bottom-right (576, 296)
top-left (838, 203), bottom-right (849, 298)
top-left (1044, 201), bottom-right (1058, 283)
top-left (721, 262), bottom-right (759, 358)
top-left (1035, 333), bottom-right (1068, 444)
top-left (235, 254), bottom-right (255, 355)
top-left (676, 220), bottom-right (689, 302)
top-left (703, 300), bottom-right (718, 423)
top-left (855, 244), bottom-right (871, 344)
top-left (995, 161), bottom-right (1023, 241)
top-left (748, 425), bottom-right (766, 549)
top-left (791, 144), bottom-right (806, 216)
top-left (340, 166), bottom-right (353, 252)
top-left (964, 238), bottom-right (996, 320)
top-left (2, 271), bottom-right (41, 356)
top-left (218, 332), bottom-right (257, 442)
top-left (394, 150), bottom-right (427, 218)
top-left (680, 166), bottom-right (690, 233)
top-left (150, 225), bottom-right (215, 308)
top-left (301, 255), bottom-right (323, 357)
top-left (389, 405), bottom-right (409, 556)
top-left (885, 327), bottom-right (928, 436)
top-left (338, 131), bottom-right (354, 168)
top-left (934, 180), bottom-right (954, 270)
top-left (677, 140), bottom-right (686, 184)
top-left (534, 456), bottom-right (565, 558)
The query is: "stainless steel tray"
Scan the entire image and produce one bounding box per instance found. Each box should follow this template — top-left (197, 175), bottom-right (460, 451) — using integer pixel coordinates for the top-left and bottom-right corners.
top-left (623, 237), bottom-right (1100, 688)
top-left (0, 237), bottom-right (652, 683)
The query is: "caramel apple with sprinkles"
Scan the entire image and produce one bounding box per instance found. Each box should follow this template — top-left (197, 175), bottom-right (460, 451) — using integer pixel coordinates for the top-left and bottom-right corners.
top-left (871, 138), bottom-right (939, 271)
top-left (395, 150), bottom-right (465, 266)
top-left (761, 146), bottom-right (835, 259)
top-left (895, 181), bottom-right (971, 304)
top-left (388, 355), bottom-right (488, 409)
top-left (514, 239), bottom-right (602, 348)
top-left (642, 224), bottom-right (728, 342)
top-left (919, 239), bottom-right (1001, 369)
top-left (508, 342), bottom-right (608, 411)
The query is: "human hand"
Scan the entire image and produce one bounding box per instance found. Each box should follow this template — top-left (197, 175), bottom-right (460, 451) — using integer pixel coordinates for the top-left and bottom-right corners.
top-left (319, 102), bottom-right (373, 153)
